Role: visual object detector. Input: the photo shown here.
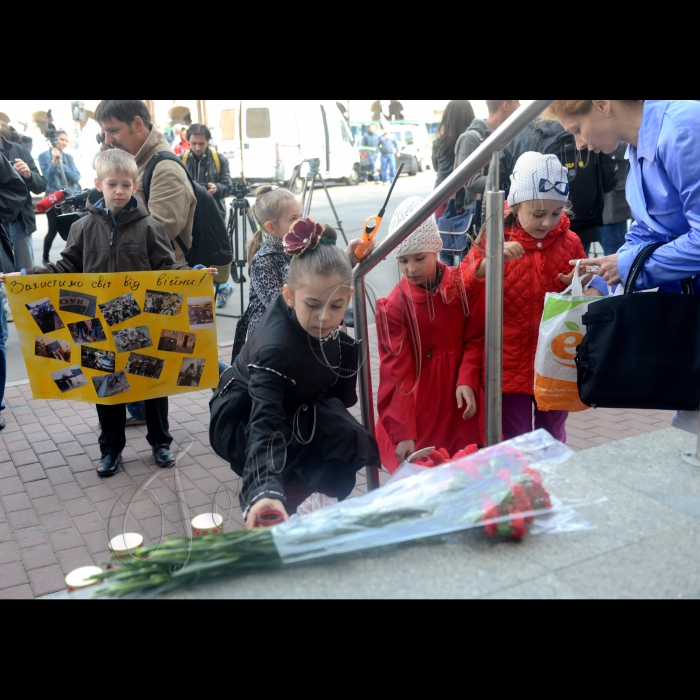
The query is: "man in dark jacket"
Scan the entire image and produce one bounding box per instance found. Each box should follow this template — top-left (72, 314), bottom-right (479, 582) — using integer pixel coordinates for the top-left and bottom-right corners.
top-left (182, 124), bottom-right (232, 219)
top-left (0, 152), bottom-right (27, 430)
top-left (599, 142), bottom-right (631, 256)
top-left (1, 122), bottom-right (47, 270)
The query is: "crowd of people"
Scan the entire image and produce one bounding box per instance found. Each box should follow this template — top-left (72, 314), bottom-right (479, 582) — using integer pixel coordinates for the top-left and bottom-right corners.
top-left (2, 99), bottom-right (700, 534)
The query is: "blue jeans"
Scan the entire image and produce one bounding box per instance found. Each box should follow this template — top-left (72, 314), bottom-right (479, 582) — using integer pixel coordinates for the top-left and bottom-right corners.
top-left (381, 155), bottom-right (396, 183)
top-left (598, 221), bottom-right (628, 257)
top-left (0, 301), bottom-right (6, 412)
top-left (10, 220), bottom-right (35, 272)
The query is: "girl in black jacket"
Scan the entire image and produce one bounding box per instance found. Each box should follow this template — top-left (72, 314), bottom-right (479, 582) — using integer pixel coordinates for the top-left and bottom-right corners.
top-left (210, 219), bottom-right (380, 528)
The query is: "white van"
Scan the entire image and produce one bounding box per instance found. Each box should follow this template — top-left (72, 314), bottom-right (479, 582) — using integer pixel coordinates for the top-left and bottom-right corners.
top-left (216, 100), bottom-right (362, 190)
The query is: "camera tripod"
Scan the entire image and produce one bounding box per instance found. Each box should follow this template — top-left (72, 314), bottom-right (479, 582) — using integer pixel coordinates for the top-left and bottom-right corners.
top-left (293, 158), bottom-right (348, 246)
top-left (217, 186), bottom-right (256, 319)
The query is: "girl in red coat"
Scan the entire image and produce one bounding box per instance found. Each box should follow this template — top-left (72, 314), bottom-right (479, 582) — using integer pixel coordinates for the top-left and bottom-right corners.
top-left (458, 152), bottom-right (603, 443)
top-left (376, 197), bottom-right (485, 473)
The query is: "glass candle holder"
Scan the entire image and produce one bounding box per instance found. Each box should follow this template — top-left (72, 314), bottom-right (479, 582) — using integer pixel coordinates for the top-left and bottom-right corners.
top-left (191, 513), bottom-right (225, 537)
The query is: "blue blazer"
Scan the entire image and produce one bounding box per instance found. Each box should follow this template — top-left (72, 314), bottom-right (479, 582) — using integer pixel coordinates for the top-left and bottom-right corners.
top-left (619, 99), bottom-right (700, 292)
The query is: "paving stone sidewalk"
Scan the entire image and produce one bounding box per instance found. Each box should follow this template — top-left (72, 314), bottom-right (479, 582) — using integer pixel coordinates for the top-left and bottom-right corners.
top-left (0, 337), bottom-right (679, 599)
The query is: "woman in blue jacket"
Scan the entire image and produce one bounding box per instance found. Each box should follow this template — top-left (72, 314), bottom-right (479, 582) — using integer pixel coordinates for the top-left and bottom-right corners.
top-left (551, 99), bottom-right (700, 429)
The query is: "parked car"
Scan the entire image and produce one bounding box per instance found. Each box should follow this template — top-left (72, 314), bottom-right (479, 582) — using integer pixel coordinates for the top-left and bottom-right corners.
top-left (217, 100), bottom-right (362, 191)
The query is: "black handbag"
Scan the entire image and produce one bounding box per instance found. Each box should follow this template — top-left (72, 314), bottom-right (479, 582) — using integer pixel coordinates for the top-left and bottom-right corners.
top-left (577, 243), bottom-right (700, 411)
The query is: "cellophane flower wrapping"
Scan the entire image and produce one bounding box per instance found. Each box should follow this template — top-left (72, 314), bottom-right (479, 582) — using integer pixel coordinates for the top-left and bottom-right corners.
top-left (272, 429), bottom-right (582, 564)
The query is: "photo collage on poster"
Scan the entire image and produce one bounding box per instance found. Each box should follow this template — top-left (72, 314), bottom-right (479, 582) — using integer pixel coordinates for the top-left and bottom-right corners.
top-left (28, 288), bottom-right (213, 398)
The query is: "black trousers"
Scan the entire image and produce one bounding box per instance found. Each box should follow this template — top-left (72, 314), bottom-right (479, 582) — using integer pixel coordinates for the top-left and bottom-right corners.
top-left (97, 397), bottom-right (172, 457)
top-left (44, 207), bottom-right (59, 262)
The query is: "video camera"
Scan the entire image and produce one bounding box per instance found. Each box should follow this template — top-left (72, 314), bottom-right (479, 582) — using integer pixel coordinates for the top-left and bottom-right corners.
top-left (234, 181), bottom-right (251, 199)
top-left (37, 188), bottom-right (99, 241)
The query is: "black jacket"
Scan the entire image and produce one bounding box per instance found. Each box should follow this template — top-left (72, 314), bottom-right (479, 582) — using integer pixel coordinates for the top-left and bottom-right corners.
top-left (210, 295), bottom-right (377, 514)
top-left (0, 136), bottom-right (46, 234)
top-left (0, 153), bottom-right (27, 272)
top-left (181, 148), bottom-right (232, 216)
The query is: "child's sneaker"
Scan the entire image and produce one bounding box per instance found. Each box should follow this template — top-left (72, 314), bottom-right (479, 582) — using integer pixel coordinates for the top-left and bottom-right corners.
top-left (125, 416), bottom-right (147, 427)
top-left (217, 283), bottom-right (233, 309)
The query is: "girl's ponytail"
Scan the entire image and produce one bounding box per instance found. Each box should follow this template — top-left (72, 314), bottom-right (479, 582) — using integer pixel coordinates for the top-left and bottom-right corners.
top-left (247, 229), bottom-right (264, 267)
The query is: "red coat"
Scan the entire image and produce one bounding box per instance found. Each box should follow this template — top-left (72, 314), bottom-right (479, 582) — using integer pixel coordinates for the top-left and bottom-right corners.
top-left (376, 264), bottom-right (485, 473)
top-left (457, 214), bottom-right (585, 396)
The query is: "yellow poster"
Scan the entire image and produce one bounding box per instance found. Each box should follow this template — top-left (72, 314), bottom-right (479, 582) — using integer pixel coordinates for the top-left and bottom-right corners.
top-left (6, 271), bottom-right (219, 404)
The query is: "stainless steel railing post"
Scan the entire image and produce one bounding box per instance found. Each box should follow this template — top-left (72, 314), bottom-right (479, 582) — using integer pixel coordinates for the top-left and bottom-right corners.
top-left (485, 153), bottom-right (505, 446)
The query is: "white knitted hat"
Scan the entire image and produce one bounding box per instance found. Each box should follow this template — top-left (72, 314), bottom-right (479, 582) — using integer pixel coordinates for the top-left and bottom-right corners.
top-left (507, 152), bottom-right (570, 207)
top-left (390, 197), bottom-right (443, 258)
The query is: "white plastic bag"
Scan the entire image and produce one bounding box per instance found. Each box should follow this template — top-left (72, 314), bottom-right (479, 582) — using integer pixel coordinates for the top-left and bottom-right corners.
top-left (534, 262), bottom-right (604, 413)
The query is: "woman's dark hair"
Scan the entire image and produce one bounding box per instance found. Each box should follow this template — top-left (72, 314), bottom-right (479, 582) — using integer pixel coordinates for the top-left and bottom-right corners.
top-left (186, 123), bottom-right (212, 141)
top-left (94, 100), bottom-right (153, 128)
top-left (436, 100), bottom-right (476, 155)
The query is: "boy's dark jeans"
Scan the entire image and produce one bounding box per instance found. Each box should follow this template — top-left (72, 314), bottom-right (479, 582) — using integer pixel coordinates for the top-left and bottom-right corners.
top-left (97, 398), bottom-right (172, 457)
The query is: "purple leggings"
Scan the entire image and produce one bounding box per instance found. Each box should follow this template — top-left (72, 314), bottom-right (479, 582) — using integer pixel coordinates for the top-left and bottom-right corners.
top-left (502, 394), bottom-right (568, 443)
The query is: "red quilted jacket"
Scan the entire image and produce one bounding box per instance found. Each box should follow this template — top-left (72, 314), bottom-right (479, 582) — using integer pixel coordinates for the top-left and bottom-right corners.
top-left (457, 214), bottom-right (586, 395)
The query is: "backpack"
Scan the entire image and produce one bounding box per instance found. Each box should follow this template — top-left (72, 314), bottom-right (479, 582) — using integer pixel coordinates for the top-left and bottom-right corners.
top-left (182, 148), bottom-right (221, 174)
top-left (143, 151), bottom-right (232, 267)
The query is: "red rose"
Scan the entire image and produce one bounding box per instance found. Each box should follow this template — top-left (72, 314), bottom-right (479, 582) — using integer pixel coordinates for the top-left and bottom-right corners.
top-left (482, 502), bottom-right (501, 538)
top-left (510, 518), bottom-right (527, 540)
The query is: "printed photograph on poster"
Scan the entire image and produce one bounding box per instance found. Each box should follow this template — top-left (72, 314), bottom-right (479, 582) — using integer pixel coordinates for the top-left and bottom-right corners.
top-left (51, 365), bottom-right (89, 393)
top-left (68, 319), bottom-right (107, 345)
top-left (177, 358), bottom-right (206, 387)
top-left (188, 297), bottom-right (215, 329)
top-left (59, 290), bottom-right (98, 318)
top-left (125, 353), bottom-right (165, 379)
top-left (144, 290), bottom-right (183, 316)
top-left (99, 293), bottom-right (142, 327)
top-left (81, 346), bottom-right (116, 373)
top-left (112, 327), bottom-right (153, 353)
top-left (158, 330), bottom-right (197, 354)
top-left (26, 298), bottom-right (65, 334)
top-left (92, 371), bottom-right (132, 399)
top-left (35, 336), bottom-right (71, 363)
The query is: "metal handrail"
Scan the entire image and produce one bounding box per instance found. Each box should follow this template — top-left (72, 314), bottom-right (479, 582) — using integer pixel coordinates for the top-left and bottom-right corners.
top-left (354, 99), bottom-right (554, 490)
